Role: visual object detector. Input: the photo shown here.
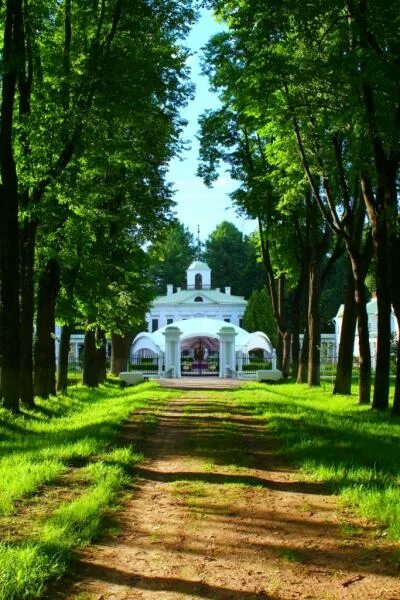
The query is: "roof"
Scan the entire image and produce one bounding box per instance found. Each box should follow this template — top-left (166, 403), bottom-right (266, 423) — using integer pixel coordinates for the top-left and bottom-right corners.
top-left (132, 317), bottom-right (274, 355)
top-left (187, 260), bottom-right (210, 271)
top-left (153, 289), bottom-right (246, 306)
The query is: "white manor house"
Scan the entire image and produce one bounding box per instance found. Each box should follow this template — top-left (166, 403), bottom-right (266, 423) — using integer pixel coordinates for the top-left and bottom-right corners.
top-left (130, 260), bottom-right (277, 379)
top-left (145, 260), bottom-right (246, 332)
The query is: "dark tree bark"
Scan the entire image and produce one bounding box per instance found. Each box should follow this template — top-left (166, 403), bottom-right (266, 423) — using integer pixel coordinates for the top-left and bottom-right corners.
top-left (307, 258), bottom-right (321, 386)
top-left (83, 327), bottom-right (98, 387)
top-left (350, 255), bottom-right (371, 405)
top-left (390, 237), bottom-right (400, 415)
top-left (96, 328), bottom-right (107, 384)
top-left (392, 333), bottom-right (400, 416)
top-left (0, 0), bottom-right (24, 412)
top-left (291, 301), bottom-right (301, 379)
top-left (297, 326), bottom-right (309, 383)
top-left (277, 275), bottom-right (291, 377)
top-left (334, 263), bottom-right (356, 395)
top-left (34, 259), bottom-right (61, 398)
top-left (111, 332), bottom-right (134, 375)
top-left (19, 220), bottom-right (37, 407)
top-left (369, 212), bottom-right (392, 411)
top-left (57, 324), bottom-right (72, 393)
top-left (291, 264), bottom-right (307, 379)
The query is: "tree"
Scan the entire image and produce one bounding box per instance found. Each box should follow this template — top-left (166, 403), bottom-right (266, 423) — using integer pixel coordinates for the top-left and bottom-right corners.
top-left (204, 221), bottom-right (263, 297)
top-left (148, 222), bottom-right (197, 293)
top-left (203, 0), bottom-right (378, 402)
top-left (0, 0), bottom-right (196, 406)
top-left (243, 288), bottom-right (278, 347)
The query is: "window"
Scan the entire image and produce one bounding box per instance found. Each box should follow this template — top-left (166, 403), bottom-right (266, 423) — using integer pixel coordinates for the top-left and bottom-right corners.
top-left (167, 318), bottom-right (173, 325)
top-left (195, 273), bottom-right (202, 289)
top-left (239, 318), bottom-right (243, 328)
top-left (152, 318), bottom-right (158, 332)
top-left (224, 318), bottom-right (231, 323)
top-left (194, 296), bottom-right (203, 302)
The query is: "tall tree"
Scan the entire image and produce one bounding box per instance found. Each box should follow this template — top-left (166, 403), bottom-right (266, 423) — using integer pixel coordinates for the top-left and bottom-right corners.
top-left (0, 0), bottom-right (195, 406)
top-left (204, 221), bottom-right (263, 297)
top-left (243, 288), bottom-right (278, 347)
top-left (148, 222), bottom-right (197, 293)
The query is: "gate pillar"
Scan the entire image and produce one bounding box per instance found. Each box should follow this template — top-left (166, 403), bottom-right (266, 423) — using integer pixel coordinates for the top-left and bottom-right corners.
top-left (163, 326), bottom-right (182, 378)
top-left (218, 326), bottom-right (237, 378)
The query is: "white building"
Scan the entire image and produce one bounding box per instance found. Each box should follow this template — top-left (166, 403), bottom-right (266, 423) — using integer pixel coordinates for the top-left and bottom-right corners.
top-left (334, 295), bottom-right (399, 361)
top-left (129, 259), bottom-right (279, 379)
top-left (146, 260), bottom-right (247, 332)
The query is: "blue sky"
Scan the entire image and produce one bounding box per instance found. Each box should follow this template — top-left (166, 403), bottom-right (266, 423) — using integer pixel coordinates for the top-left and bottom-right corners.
top-left (168, 10), bottom-right (257, 241)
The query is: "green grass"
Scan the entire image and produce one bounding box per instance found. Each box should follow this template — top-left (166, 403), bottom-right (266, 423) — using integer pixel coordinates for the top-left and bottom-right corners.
top-left (231, 382), bottom-right (400, 538)
top-left (0, 381), bottom-right (176, 599)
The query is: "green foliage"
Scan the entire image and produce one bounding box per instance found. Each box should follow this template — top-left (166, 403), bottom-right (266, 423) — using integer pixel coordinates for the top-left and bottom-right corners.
top-left (204, 221), bottom-right (264, 297)
top-left (148, 221), bottom-right (197, 292)
top-left (243, 287), bottom-right (277, 345)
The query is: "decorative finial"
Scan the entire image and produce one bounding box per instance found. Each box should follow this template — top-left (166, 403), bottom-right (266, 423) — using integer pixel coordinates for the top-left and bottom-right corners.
top-left (197, 225), bottom-right (201, 260)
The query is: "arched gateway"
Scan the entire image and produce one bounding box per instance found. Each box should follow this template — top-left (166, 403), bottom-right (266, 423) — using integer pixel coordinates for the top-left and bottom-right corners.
top-left (131, 318), bottom-right (274, 379)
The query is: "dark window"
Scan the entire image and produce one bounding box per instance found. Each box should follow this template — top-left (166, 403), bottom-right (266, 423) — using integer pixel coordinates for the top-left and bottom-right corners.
top-left (224, 318), bottom-right (231, 323)
top-left (152, 319), bottom-right (158, 332)
top-left (167, 318), bottom-right (173, 325)
top-left (195, 273), bottom-right (202, 289)
top-left (239, 318), bottom-right (243, 328)
top-left (194, 296), bottom-right (203, 302)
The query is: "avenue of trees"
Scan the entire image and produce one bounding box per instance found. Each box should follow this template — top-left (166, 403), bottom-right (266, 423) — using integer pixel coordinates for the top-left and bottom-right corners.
top-left (198, 0), bottom-right (400, 412)
top-left (0, 0), bottom-right (195, 412)
top-left (1, 0), bottom-right (399, 416)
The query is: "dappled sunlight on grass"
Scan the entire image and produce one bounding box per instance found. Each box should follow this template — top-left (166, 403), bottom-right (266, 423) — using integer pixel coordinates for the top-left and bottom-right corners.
top-left (231, 382), bottom-right (400, 538)
top-left (0, 381), bottom-right (174, 600)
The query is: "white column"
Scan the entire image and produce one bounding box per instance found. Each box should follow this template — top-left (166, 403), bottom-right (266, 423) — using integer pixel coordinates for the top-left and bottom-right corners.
top-left (271, 349), bottom-right (277, 370)
top-left (158, 351), bottom-right (164, 377)
top-left (163, 326), bottom-right (182, 378)
top-left (218, 326), bottom-right (237, 378)
top-left (237, 350), bottom-right (243, 373)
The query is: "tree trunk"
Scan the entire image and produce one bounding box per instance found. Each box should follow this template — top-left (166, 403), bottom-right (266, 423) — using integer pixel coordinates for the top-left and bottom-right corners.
top-left (297, 326), bottom-right (309, 383)
top-left (83, 327), bottom-right (98, 387)
top-left (34, 259), bottom-right (61, 398)
top-left (307, 259), bottom-right (321, 386)
top-left (282, 332), bottom-right (291, 378)
top-left (19, 220), bottom-right (37, 407)
top-left (334, 264), bottom-right (356, 395)
top-left (276, 332), bottom-right (283, 371)
top-left (371, 217), bottom-right (391, 411)
top-left (0, 0), bottom-right (23, 413)
top-left (96, 328), bottom-right (107, 384)
top-left (392, 328), bottom-right (400, 416)
top-left (291, 304), bottom-right (301, 380)
top-left (57, 324), bottom-right (72, 393)
top-left (291, 263), bottom-right (307, 380)
top-left (111, 332), bottom-right (134, 375)
top-left (353, 276), bottom-right (371, 405)
top-left (390, 237), bottom-right (400, 415)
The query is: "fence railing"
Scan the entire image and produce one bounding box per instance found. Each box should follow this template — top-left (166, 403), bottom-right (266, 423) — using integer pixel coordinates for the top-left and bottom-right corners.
top-left (239, 356), bottom-right (272, 374)
top-left (128, 356), bottom-right (163, 374)
top-left (65, 352), bottom-right (398, 381)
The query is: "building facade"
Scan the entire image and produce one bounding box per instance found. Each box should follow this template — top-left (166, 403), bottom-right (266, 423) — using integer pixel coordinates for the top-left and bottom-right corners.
top-left (146, 260), bottom-right (247, 332)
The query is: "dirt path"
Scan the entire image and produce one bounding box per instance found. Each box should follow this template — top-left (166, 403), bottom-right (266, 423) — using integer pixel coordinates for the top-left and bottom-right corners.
top-left (51, 392), bottom-right (400, 600)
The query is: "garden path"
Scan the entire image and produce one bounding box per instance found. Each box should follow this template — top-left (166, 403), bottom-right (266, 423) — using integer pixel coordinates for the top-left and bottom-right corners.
top-left (50, 391), bottom-right (400, 600)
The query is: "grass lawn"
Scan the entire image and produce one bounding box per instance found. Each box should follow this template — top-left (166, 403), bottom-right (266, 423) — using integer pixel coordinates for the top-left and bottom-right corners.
top-left (1, 379), bottom-right (400, 598)
top-left (232, 382), bottom-right (400, 539)
top-left (0, 381), bottom-right (177, 600)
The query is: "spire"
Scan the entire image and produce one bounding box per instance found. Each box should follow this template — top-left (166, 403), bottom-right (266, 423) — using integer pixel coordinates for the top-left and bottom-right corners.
top-left (196, 224), bottom-right (201, 260)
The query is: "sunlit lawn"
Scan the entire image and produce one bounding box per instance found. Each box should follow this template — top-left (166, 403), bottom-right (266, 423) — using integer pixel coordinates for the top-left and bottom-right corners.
top-left (0, 381), bottom-right (176, 600)
top-left (232, 381), bottom-right (400, 539)
top-left (1, 378), bottom-right (400, 599)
